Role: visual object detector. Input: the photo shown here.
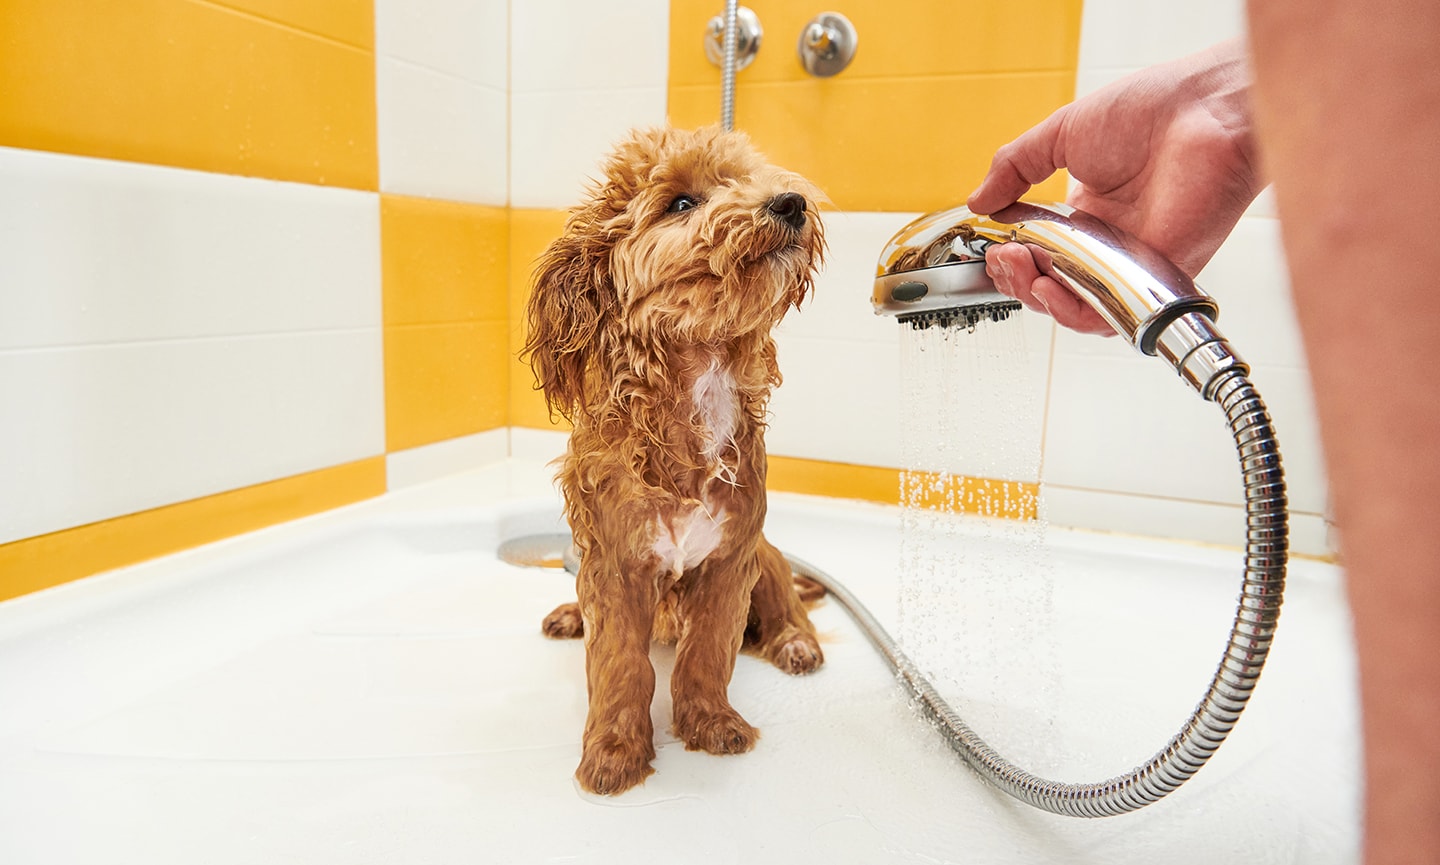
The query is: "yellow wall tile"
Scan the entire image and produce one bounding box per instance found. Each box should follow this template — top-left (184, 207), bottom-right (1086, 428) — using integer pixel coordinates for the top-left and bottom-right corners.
top-left (670, 74), bottom-right (1072, 212)
top-left (0, 0), bottom-right (377, 189)
top-left (767, 456), bottom-right (1038, 519)
top-left (382, 195), bottom-right (509, 327)
top-left (668, 0), bottom-right (1080, 212)
top-left (382, 194), bottom-right (512, 451)
top-left (0, 457), bottom-right (386, 603)
top-left (214, 0), bottom-right (373, 49)
top-left (508, 208), bottom-right (572, 432)
top-left (385, 320), bottom-right (510, 451)
top-left (767, 455), bottom-right (901, 504)
top-left (670, 0), bottom-right (1081, 87)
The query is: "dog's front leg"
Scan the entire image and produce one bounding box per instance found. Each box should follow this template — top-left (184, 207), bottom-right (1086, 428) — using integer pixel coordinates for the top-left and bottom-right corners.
top-left (670, 554), bottom-right (759, 755)
top-left (575, 552), bottom-right (658, 795)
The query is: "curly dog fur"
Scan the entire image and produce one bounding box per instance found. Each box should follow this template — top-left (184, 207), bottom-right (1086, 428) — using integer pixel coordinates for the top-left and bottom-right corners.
top-left (522, 126), bottom-right (828, 795)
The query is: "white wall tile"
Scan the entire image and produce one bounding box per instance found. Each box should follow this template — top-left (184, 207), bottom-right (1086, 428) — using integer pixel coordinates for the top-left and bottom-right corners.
top-left (0, 147), bottom-right (379, 350)
top-left (1078, 0), bottom-right (1245, 73)
top-left (0, 148), bottom-right (385, 545)
top-left (777, 210), bottom-right (923, 345)
top-left (386, 430), bottom-right (508, 490)
top-left (1043, 350), bottom-right (1242, 504)
top-left (375, 0), bottom-right (508, 89)
top-left (1040, 349), bottom-right (1327, 517)
top-left (1072, 66), bottom-right (1141, 100)
top-left (1042, 486), bottom-right (1333, 557)
top-left (0, 331), bottom-right (384, 545)
top-left (509, 88), bottom-right (669, 209)
top-left (767, 336), bottom-right (903, 468)
top-left (505, 0), bottom-right (669, 210)
top-left (771, 310), bottom-right (1055, 481)
top-left (376, 58), bottom-right (508, 204)
top-left (510, 0), bottom-right (670, 93)
top-left (509, 428), bottom-right (568, 465)
top-left (1195, 216), bottom-right (1303, 369)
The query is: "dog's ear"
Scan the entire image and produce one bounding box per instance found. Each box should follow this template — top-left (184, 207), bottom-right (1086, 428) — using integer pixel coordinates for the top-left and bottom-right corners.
top-left (521, 214), bottom-right (617, 422)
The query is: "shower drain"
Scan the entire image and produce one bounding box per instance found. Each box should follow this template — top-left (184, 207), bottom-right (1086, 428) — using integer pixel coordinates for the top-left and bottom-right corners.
top-left (496, 533), bottom-right (579, 573)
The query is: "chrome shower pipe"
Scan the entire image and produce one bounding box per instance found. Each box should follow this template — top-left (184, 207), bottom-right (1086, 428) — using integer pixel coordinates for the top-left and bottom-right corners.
top-left (720, 0), bottom-right (739, 130)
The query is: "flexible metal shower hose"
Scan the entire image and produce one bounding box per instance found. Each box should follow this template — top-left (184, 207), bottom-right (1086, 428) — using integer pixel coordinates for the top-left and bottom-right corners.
top-left (786, 368), bottom-right (1287, 816)
top-left (719, 0), bottom-right (739, 131)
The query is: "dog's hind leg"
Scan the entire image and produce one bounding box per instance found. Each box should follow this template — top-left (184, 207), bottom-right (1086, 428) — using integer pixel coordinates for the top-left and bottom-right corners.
top-left (743, 536), bottom-right (824, 675)
top-left (670, 555), bottom-right (760, 755)
top-left (574, 554), bottom-right (659, 795)
top-left (541, 602), bottom-right (584, 639)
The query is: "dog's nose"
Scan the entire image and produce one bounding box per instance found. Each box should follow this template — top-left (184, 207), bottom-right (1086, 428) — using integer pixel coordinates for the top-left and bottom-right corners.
top-left (766, 192), bottom-right (808, 230)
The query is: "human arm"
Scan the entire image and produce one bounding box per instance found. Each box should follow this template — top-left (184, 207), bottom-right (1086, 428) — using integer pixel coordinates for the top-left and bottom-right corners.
top-left (1247, 3), bottom-right (1440, 864)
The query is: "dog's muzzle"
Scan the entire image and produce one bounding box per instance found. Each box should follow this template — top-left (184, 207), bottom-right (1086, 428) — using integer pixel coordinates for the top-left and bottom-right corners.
top-left (766, 192), bottom-right (807, 231)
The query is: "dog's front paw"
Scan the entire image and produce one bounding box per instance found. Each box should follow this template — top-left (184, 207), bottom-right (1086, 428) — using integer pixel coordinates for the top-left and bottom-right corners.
top-left (772, 632), bottom-right (824, 675)
top-left (577, 732), bottom-right (656, 795)
top-left (542, 602), bottom-right (584, 639)
top-left (673, 704), bottom-right (759, 755)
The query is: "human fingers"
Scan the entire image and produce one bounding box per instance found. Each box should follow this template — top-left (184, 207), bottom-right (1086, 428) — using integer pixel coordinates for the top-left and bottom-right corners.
top-left (985, 243), bottom-right (1048, 314)
top-left (1031, 278), bottom-right (1117, 336)
top-left (967, 108), bottom-right (1068, 214)
top-left (987, 243), bottom-right (1117, 336)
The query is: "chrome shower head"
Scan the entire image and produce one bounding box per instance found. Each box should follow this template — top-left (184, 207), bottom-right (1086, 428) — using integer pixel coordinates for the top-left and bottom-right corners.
top-left (873, 201), bottom-right (1248, 399)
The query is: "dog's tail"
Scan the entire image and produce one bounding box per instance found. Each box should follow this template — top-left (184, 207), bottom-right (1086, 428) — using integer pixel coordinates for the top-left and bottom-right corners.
top-left (791, 572), bottom-right (826, 607)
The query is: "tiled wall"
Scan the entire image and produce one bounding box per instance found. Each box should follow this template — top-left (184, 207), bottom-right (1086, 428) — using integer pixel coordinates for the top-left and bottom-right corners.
top-left (0, 0), bottom-right (1333, 602)
top-left (654, 0), bottom-right (1331, 556)
top-left (505, 0), bottom-right (672, 432)
top-left (376, 0), bottom-right (513, 486)
top-left (0, 0), bottom-right (517, 600)
top-left (1046, 0), bottom-right (1329, 555)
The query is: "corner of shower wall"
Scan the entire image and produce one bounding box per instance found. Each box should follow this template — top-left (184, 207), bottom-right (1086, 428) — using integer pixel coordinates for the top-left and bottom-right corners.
top-left (0, 1), bottom-right (393, 601)
top-left (0, 0), bottom-right (1336, 605)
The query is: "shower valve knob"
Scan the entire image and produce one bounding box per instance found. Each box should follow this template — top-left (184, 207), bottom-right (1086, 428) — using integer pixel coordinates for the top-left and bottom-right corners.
top-left (797, 12), bottom-right (857, 77)
top-left (704, 6), bottom-right (763, 71)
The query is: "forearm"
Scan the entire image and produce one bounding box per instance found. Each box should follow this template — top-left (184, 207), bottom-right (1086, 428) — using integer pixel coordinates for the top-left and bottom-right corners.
top-left (1247, 3), bottom-right (1440, 864)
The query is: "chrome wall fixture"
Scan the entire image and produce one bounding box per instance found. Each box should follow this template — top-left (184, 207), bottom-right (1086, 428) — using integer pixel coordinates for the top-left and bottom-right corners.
top-left (704, 6), bottom-right (763, 73)
top-left (797, 12), bottom-right (857, 77)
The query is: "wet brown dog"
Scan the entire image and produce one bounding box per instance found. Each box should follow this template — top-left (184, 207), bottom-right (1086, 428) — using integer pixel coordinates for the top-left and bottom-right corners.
top-left (522, 126), bottom-right (827, 795)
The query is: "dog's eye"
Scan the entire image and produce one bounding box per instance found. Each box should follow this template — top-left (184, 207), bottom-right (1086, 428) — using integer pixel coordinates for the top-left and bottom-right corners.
top-left (666, 195), bottom-right (699, 214)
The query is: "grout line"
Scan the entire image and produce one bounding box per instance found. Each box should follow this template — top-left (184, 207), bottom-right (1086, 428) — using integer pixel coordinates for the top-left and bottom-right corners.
top-left (188, 0), bottom-right (373, 54)
top-left (1042, 482), bottom-right (1325, 517)
top-left (379, 53), bottom-right (507, 94)
top-left (0, 326), bottom-right (381, 357)
top-left (510, 84), bottom-right (669, 98)
top-left (1036, 320), bottom-right (1059, 482)
top-left (667, 68), bottom-right (1075, 90)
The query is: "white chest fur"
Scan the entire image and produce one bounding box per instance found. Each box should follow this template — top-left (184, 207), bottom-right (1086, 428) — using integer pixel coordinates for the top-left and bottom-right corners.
top-left (651, 504), bottom-right (727, 579)
top-left (691, 359), bottom-right (737, 464)
top-left (648, 358), bottom-right (739, 577)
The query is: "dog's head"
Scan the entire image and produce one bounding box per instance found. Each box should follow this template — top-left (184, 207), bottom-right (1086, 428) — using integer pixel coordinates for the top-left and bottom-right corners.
top-left (523, 126), bottom-right (826, 420)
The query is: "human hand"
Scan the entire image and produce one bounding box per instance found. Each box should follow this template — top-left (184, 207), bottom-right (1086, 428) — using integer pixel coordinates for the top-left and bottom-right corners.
top-left (968, 39), bottom-right (1265, 335)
